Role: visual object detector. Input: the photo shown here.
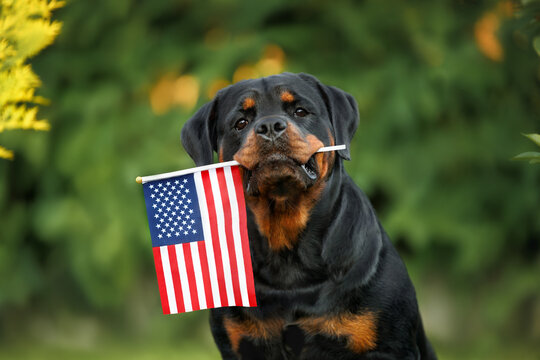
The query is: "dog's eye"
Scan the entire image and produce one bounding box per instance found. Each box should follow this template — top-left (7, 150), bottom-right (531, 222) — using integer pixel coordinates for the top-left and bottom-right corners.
top-left (294, 108), bottom-right (308, 117)
top-left (234, 118), bottom-right (249, 130)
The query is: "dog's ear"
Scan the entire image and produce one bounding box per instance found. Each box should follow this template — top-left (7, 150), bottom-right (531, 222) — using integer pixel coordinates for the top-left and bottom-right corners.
top-left (298, 73), bottom-right (359, 160)
top-left (180, 97), bottom-right (219, 166)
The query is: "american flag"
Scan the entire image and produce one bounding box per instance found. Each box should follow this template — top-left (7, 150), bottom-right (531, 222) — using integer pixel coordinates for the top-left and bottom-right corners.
top-left (142, 164), bottom-right (257, 314)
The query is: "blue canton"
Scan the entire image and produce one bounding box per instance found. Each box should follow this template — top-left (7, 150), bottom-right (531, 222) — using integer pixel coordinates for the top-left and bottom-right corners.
top-left (142, 174), bottom-right (204, 247)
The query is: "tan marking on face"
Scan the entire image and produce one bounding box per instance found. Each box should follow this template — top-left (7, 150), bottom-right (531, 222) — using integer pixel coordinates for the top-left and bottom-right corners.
top-left (281, 91), bottom-right (295, 102)
top-left (223, 316), bottom-right (285, 353)
top-left (243, 97), bottom-right (256, 110)
top-left (317, 131), bottom-right (335, 179)
top-left (233, 126), bottom-right (323, 170)
top-left (299, 312), bottom-right (378, 353)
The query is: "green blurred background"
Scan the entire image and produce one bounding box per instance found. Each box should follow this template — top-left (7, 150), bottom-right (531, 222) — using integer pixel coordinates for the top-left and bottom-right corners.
top-left (1, 0), bottom-right (540, 359)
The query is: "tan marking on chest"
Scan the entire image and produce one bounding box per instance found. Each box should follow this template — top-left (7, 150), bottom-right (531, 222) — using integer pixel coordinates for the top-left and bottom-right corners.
top-left (223, 316), bottom-right (285, 352)
top-left (246, 181), bottom-right (325, 251)
top-left (299, 312), bottom-right (378, 353)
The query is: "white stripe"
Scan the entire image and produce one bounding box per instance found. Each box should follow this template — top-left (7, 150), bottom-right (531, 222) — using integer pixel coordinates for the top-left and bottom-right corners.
top-left (175, 244), bottom-right (193, 312)
top-left (139, 145), bottom-right (346, 183)
top-left (190, 241), bottom-right (207, 310)
top-left (208, 168), bottom-right (236, 306)
top-left (160, 246), bottom-right (178, 314)
top-left (194, 172), bottom-right (221, 308)
top-left (224, 167), bottom-right (250, 307)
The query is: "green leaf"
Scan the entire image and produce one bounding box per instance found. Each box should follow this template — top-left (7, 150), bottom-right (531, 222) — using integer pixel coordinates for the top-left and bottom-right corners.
top-left (512, 151), bottom-right (540, 163)
top-left (522, 133), bottom-right (540, 147)
top-left (534, 36), bottom-right (540, 57)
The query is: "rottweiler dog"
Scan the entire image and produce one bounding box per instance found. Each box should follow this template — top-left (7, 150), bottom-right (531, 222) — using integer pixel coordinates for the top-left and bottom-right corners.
top-left (181, 73), bottom-right (437, 359)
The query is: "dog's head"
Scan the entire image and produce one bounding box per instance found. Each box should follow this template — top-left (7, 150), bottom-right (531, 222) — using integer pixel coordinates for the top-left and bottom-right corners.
top-left (181, 73), bottom-right (359, 249)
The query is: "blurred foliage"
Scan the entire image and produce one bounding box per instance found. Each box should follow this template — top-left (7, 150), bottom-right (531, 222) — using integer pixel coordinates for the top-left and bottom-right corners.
top-left (0, 0), bottom-right (539, 358)
top-left (517, 0), bottom-right (540, 55)
top-left (513, 133), bottom-right (540, 163)
top-left (0, 0), bottom-right (63, 159)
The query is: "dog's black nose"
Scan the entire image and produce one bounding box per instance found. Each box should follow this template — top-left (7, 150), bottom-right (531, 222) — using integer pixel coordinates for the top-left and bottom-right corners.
top-left (256, 117), bottom-right (287, 140)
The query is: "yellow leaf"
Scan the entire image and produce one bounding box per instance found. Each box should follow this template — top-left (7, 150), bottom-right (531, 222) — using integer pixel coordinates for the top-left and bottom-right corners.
top-left (0, 145), bottom-right (14, 160)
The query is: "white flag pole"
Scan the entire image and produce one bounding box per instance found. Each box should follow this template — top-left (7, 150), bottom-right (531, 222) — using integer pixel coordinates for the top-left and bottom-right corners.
top-left (136, 144), bottom-right (346, 184)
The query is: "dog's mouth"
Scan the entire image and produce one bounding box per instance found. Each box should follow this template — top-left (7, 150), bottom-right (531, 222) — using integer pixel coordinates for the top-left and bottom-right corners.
top-left (242, 152), bottom-right (320, 198)
top-left (300, 154), bottom-right (319, 180)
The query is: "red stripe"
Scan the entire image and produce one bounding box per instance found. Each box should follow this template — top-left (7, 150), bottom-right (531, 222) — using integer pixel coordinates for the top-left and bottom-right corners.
top-left (216, 167), bottom-right (242, 306)
top-left (167, 245), bottom-right (185, 313)
top-left (182, 243), bottom-right (200, 311)
top-left (152, 247), bottom-right (171, 314)
top-left (201, 170), bottom-right (228, 307)
top-left (197, 240), bottom-right (214, 309)
top-left (232, 166), bottom-right (257, 306)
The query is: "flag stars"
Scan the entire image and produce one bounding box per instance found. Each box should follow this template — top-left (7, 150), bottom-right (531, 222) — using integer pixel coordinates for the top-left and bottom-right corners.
top-left (148, 176), bottom-right (203, 244)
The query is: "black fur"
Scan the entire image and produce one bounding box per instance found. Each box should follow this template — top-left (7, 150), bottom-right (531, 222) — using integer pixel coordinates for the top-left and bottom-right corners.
top-left (181, 73), bottom-right (437, 359)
